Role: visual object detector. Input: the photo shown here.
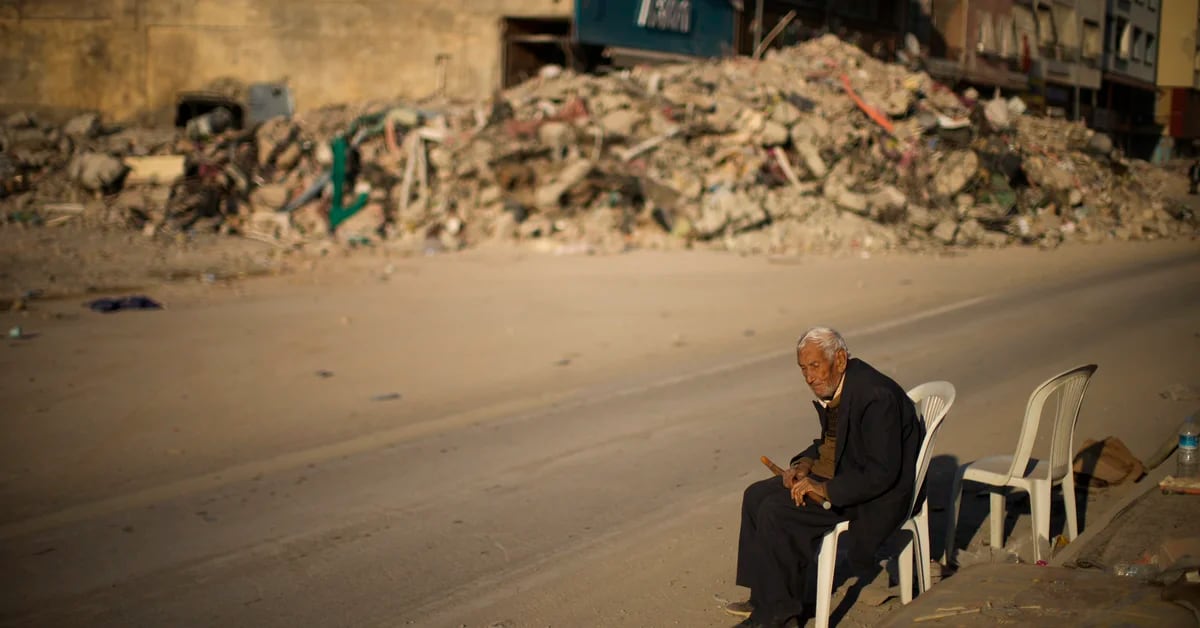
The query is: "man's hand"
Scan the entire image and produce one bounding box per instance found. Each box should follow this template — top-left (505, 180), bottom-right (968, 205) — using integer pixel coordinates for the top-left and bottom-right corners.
top-left (790, 476), bottom-right (829, 507)
top-left (781, 459), bottom-right (812, 489)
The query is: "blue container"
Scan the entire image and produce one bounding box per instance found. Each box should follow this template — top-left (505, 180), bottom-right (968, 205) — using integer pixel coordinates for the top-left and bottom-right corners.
top-left (575, 0), bottom-right (737, 59)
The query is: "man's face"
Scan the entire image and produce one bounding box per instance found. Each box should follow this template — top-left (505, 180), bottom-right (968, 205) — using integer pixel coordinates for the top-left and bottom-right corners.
top-left (797, 343), bottom-right (848, 400)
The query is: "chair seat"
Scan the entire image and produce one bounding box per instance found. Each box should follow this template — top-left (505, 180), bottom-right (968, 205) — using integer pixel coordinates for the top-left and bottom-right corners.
top-left (961, 455), bottom-right (1070, 488)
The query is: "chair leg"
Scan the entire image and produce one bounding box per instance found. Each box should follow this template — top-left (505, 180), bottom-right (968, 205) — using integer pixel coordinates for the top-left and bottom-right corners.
top-left (814, 530), bottom-right (841, 628)
top-left (1030, 482), bottom-right (1052, 563)
top-left (989, 491), bottom-right (1006, 551)
top-left (943, 467), bottom-right (967, 567)
top-left (1061, 473), bottom-right (1079, 540)
top-left (899, 536), bottom-right (915, 605)
top-left (916, 511), bottom-right (932, 594)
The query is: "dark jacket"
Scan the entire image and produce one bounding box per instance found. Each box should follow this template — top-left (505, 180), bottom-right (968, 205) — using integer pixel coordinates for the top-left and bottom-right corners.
top-left (789, 358), bottom-right (923, 569)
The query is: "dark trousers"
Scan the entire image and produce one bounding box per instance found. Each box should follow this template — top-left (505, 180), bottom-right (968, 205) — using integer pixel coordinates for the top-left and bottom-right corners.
top-left (736, 477), bottom-right (846, 625)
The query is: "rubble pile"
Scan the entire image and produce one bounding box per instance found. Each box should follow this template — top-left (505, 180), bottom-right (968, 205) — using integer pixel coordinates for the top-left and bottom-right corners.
top-left (2, 35), bottom-right (1196, 256)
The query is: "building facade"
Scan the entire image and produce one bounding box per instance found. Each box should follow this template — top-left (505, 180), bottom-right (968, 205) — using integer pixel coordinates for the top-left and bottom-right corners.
top-left (1152, 0), bottom-right (1200, 159)
top-left (918, 1), bottom-right (1107, 119)
top-left (1095, 0), bottom-right (1162, 157)
top-left (923, 0), bottom-right (1033, 94)
top-left (1022, 0), bottom-right (1106, 119)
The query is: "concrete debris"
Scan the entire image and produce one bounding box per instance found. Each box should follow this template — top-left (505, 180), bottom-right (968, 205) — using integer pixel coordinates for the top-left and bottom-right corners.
top-left (124, 155), bottom-right (185, 186)
top-left (63, 113), bottom-right (101, 139)
top-left (67, 152), bottom-right (128, 193)
top-left (1, 34), bottom-right (1196, 255)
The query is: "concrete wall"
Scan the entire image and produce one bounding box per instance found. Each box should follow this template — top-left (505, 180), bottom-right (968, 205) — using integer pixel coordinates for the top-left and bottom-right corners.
top-left (1155, 0), bottom-right (1198, 88)
top-left (0, 0), bottom-right (570, 123)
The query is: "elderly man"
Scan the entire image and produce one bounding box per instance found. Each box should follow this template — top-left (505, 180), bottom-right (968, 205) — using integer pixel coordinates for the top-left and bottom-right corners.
top-left (727, 327), bottom-right (923, 628)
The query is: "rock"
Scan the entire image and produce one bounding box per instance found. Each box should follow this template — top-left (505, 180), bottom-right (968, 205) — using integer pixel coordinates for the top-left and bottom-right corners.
top-left (535, 159), bottom-right (593, 210)
top-left (832, 188), bottom-right (869, 215)
top-left (870, 185), bottom-right (908, 222)
top-left (63, 113), bottom-right (101, 138)
top-left (1086, 133), bottom-right (1114, 156)
top-left (983, 97), bottom-right (1011, 130)
top-left (7, 127), bottom-right (52, 150)
top-left (759, 121), bottom-right (790, 147)
top-left (770, 99), bottom-right (803, 126)
top-left (934, 150), bottom-right (978, 198)
top-left (274, 143), bottom-right (303, 171)
top-left (1068, 188), bottom-right (1083, 207)
top-left (124, 155), bottom-right (185, 186)
top-left (906, 206), bottom-right (938, 230)
top-left (672, 171), bottom-right (704, 200)
top-left (335, 202), bottom-right (386, 243)
top-left (954, 218), bottom-right (985, 245)
top-left (68, 152), bottom-right (128, 192)
top-left (696, 189), bottom-right (766, 236)
top-left (599, 109), bottom-right (642, 137)
top-left (489, 210), bottom-right (519, 241)
top-left (795, 142), bottom-right (827, 178)
top-left (884, 90), bottom-right (912, 117)
top-left (981, 231), bottom-right (1010, 247)
top-left (790, 118), bottom-right (831, 145)
top-left (250, 183), bottom-right (291, 211)
top-left (932, 220), bottom-right (958, 244)
top-left (537, 121), bottom-right (575, 160)
top-left (4, 112), bottom-right (36, 128)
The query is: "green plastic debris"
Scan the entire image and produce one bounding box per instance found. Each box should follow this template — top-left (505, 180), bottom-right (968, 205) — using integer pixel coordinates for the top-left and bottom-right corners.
top-left (327, 136), bottom-right (369, 231)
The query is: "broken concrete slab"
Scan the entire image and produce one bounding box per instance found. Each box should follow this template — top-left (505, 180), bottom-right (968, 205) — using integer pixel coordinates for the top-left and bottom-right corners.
top-left (62, 113), bottom-right (101, 139)
top-left (535, 159), bottom-right (593, 210)
top-left (68, 152), bottom-right (128, 192)
top-left (124, 155), bottom-right (185, 186)
top-left (934, 150), bottom-right (979, 198)
top-left (932, 219), bottom-right (958, 244)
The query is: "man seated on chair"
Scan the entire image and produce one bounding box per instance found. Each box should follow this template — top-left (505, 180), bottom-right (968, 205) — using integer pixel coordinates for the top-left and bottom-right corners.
top-left (727, 327), bottom-right (924, 628)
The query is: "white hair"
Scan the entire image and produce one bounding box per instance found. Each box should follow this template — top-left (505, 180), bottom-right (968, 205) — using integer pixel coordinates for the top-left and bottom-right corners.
top-left (797, 327), bottom-right (849, 360)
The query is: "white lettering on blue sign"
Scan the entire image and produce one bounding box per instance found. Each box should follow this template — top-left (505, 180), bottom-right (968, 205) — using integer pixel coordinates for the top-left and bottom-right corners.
top-left (637, 0), bottom-right (692, 34)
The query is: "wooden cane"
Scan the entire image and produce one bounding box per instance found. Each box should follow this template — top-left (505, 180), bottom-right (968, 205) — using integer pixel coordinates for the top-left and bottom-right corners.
top-left (761, 455), bottom-right (832, 510)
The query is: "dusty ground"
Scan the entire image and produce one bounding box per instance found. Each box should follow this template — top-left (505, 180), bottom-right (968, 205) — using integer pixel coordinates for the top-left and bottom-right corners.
top-left (0, 228), bottom-right (1198, 627)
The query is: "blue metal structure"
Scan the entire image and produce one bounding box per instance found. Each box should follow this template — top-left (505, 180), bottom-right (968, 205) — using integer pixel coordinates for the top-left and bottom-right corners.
top-left (574, 0), bottom-right (737, 58)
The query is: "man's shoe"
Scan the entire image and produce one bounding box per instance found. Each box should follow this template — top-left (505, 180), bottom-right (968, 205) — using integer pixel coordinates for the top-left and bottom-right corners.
top-left (723, 599), bottom-right (754, 618)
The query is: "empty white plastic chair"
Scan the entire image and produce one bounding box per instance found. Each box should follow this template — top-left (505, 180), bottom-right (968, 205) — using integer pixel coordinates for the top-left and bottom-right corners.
top-left (943, 364), bottom-right (1097, 567)
top-left (813, 381), bottom-right (956, 628)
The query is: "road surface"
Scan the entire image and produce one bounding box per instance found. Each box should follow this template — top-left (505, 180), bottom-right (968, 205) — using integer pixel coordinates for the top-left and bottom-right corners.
top-left (1, 242), bottom-right (1198, 627)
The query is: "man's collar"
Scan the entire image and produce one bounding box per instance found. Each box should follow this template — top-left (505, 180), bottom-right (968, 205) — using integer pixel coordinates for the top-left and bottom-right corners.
top-left (816, 371), bottom-right (846, 408)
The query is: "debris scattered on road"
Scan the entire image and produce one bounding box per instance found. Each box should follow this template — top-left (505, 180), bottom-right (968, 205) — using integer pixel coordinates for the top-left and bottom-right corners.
top-left (1161, 384), bottom-right (1200, 401)
top-left (86, 295), bottom-right (164, 313)
top-left (370, 392), bottom-right (402, 402)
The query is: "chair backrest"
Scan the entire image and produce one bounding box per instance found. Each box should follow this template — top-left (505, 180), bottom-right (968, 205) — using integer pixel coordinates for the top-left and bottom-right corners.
top-left (1004, 364), bottom-right (1098, 482)
top-left (906, 381), bottom-right (957, 516)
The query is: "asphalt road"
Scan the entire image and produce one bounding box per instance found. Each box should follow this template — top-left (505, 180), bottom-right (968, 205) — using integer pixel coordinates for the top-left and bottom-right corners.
top-left (2, 248), bottom-right (1198, 628)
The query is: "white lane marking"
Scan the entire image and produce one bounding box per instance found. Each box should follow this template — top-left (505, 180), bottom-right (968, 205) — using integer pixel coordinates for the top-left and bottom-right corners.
top-left (0, 296), bottom-right (989, 540)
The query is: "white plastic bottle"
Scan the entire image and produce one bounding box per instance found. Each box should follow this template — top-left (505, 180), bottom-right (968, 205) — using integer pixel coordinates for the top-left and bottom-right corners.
top-left (1178, 416), bottom-right (1199, 479)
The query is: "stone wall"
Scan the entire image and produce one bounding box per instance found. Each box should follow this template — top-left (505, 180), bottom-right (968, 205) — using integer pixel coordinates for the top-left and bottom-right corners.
top-left (0, 0), bottom-right (570, 122)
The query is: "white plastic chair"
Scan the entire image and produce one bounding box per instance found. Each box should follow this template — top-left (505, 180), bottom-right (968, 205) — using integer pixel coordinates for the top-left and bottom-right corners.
top-left (943, 364), bottom-right (1097, 567)
top-left (813, 381), bottom-right (956, 628)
